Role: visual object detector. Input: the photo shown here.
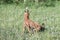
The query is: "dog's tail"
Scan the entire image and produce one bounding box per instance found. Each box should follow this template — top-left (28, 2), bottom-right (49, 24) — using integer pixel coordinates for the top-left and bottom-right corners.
top-left (40, 23), bottom-right (45, 31)
top-left (42, 23), bottom-right (45, 27)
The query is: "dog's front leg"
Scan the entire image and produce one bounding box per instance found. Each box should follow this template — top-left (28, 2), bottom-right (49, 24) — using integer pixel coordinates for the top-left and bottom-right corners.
top-left (26, 26), bottom-right (31, 33)
top-left (23, 23), bottom-right (26, 33)
top-left (21, 23), bottom-right (26, 36)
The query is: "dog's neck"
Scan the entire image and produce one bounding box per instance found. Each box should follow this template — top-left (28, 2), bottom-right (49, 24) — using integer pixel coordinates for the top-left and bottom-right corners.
top-left (24, 12), bottom-right (29, 21)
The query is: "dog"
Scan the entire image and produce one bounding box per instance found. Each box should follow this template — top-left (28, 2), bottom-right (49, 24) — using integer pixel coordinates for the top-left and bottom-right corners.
top-left (23, 8), bottom-right (45, 33)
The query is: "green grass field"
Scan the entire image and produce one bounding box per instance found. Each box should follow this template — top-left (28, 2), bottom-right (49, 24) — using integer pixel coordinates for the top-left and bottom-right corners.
top-left (0, 2), bottom-right (60, 40)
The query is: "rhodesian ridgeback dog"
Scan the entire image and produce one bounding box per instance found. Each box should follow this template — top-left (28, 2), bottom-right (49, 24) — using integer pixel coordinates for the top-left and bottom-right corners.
top-left (23, 8), bottom-right (45, 33)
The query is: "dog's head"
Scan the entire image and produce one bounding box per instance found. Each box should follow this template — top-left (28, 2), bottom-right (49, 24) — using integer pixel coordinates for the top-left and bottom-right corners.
top-left (24, 7), bottom-right (29, 13)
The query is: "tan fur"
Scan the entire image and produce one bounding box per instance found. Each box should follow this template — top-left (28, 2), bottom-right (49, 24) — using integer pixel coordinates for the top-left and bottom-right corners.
top-left (23, 9), bottom-right (42, 33)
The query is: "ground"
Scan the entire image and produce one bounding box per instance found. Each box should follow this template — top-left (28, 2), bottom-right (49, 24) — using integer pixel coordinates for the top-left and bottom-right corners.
top-left (0, 2), bottom-right (60, 40)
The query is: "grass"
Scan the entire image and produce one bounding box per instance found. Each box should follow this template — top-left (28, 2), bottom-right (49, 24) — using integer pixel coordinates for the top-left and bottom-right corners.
top-left (0, 2), bottom-right (60, 40)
